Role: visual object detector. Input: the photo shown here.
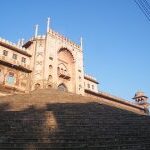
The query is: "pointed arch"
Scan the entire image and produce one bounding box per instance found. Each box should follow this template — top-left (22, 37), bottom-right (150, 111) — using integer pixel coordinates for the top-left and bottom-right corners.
top-left (58, 47), bottom-right (75, 61)
top-left (58, 83), bottom-right (68, 92)
top-left (34, 83), bottom-right (40, 90)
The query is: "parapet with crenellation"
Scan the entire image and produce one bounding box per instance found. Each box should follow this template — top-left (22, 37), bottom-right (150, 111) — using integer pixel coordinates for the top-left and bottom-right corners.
top-left (48, 29), bottom-right (81, 50)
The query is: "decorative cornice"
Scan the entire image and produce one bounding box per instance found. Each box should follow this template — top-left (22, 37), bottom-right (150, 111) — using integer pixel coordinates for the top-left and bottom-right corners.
top-left (84, 74), bottom-right (99, 84)
top-left (0, 37), bottom-right (31, 57)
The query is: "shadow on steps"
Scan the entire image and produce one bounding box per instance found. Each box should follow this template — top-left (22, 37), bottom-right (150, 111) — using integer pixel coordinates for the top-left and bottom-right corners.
top-left (0, 101), bottom-right (150, 150)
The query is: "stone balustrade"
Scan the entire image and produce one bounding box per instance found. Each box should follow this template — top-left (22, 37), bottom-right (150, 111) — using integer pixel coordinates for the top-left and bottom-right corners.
top-left (98, 90), bottom-right (142, 108)
top-left (58, 70), bottom-right (70, 79)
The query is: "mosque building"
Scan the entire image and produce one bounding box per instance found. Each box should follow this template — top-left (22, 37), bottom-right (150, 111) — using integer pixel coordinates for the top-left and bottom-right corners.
top-left (0, 18), bottom-right (149, 114)
top-left (0, 18), bottom-right (98, 96)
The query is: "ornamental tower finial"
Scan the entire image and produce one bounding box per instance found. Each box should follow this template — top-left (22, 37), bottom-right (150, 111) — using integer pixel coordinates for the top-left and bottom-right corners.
top-left (35, 24), bottom-right (39, 37)
top-left (47, 17), bottom-right (50, 32)
top-left (80, 36), bottom-right (83, 50)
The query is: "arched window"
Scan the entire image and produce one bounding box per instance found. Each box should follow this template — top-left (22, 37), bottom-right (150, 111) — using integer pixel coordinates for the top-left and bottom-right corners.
top-left (58, 63), bottom-right (68, 75)
top-left (34, 83), bottom-right (40, 90)
top-left (3, 50), bottom-right (8, 56)
top-left (6, 72), bottom-right (15, 85)
top-left (79, 84), bottom-right (82, 91)
top-left (48, 75), bottom-right (52, 80)
top-left (49, 65), bottom-right (52, 69)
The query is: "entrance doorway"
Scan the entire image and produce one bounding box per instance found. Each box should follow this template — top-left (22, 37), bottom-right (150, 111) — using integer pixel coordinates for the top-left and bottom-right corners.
top-left (58, 83), bottom-right (67, 92)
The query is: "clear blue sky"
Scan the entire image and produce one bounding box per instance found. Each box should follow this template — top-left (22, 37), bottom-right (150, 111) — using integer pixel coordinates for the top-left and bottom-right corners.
top-left (0, 0), bottom-right (150, 101)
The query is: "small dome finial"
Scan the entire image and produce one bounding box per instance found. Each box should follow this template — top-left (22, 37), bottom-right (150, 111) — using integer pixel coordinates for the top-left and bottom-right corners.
top-left (133, 90), bottom-right (148, 106)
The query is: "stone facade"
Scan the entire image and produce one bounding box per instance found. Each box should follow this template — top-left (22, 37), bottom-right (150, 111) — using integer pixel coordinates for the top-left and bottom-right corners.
top-left (0, 20), bottom-right (149, 114)
top-left (0, 38), bottom-right (31, 92)
top-left (0, 22), bottom-right (99, 95)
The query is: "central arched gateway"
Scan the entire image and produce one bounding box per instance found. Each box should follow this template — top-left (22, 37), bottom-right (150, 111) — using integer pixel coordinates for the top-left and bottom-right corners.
top-left (57, 48), bottom-right (75, 93)
top-left (58, 83), bottom-right (68, 92)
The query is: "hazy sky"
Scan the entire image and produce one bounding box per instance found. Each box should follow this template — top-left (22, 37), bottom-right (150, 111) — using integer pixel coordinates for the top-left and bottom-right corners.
top-left (0, 0), bottom-right (150, 101)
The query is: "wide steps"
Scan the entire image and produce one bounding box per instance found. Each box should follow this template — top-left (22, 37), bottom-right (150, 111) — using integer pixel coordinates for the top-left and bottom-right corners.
top-left (0, 89), bottom-right (150, 149)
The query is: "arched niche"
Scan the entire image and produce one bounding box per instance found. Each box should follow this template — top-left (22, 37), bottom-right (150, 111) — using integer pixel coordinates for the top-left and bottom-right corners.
top-left (58, 47), bottom-right (75, 62)
top-left (57, 47), bottom-right (76, 93)
top-left (34, 83), bottom-right (41, 90)
top-left (58, 83), bottom-right (68, 92)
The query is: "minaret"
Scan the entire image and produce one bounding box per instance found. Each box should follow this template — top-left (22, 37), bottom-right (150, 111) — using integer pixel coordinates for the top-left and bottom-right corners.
top-left (17, 39), bottom-right (21, 46)
top-left (80, 36), bottom-right (83, 50)
top-left (21, 38), bottom-right (24, 46)
top-left (35, 24), bottom-right (39, 37)
top-left (47, 17), bottom-right (50, 32)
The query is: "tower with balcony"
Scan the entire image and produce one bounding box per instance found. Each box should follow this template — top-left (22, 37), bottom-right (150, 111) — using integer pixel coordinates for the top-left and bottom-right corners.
top-left (133, 91), bottom-right (149, 114)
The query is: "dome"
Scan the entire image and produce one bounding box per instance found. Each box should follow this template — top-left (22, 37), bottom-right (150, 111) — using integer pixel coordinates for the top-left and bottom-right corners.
top-left (135, 91), bottom-right (145, 97)
top-left (133, 91), bottom-right (148, 99)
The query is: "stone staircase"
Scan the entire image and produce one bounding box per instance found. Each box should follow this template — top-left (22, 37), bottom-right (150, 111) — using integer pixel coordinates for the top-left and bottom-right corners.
top-left (0, 89), bottom-right (150, 149)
